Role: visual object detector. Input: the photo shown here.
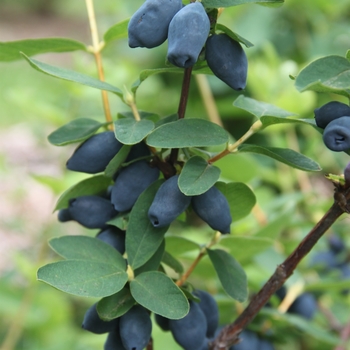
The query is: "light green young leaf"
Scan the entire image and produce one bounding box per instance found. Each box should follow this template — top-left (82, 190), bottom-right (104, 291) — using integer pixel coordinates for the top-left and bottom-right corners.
top-left (21, 53), bottom-right (123, 98)
top-left (162, 251), bottom-right (184, 274)
top-left (215, 24), bottom-right (253, 48)
top-left (55, 175), bottom-right (112, 211)
top-left (238, 144), bottom-right (321, 172)
top-left (130, 271), bottom-right (189, 319)
top-left (114, 118), bottom-right (155, 145)
top-left (178, 156), bottom-right (221, 196)
top-left (97, 287), bottom-right (135, 321)
top-left (146, 119), bottom-right (229, 148)
top-left (295, 55), bottom-right (350, 98)
top-left (37, 260), bottom-right (128, 298)
top-left (126, 180), bottom-right (168, 270)
top-left (0, 38), bottom-right (86, 61)
top-left (207, 248), bottom-right (248, 302)
top-left (164, 236), bottom-right (201, 256)
top-left (215, 182), bottom-right (256, 222)
top-left (103, 18), bottom-right (129, 46)
top-left (48, 118), bottom-right (105, 146)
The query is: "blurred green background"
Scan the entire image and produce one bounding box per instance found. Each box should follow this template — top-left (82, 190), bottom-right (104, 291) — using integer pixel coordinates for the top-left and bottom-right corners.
top-left (1, 0), bottom-right (350, 349)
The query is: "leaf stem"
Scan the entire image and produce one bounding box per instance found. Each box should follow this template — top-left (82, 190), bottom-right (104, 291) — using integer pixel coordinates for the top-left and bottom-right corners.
top-left (208, 120), bottom-right (263, 164)
top-left (85, 0), bottom-right (113, 127)
top-left (210, 193), bottom-right (345, 349)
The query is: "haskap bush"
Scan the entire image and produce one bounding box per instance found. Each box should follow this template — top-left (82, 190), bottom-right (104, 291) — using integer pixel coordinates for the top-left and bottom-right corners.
top-left (191, 185), bottom-right (232, 234)
top-left (314, 101), bottom-right (350, 129)
top-left (148, 174), bottom-right (192, 227)
top-left (322, 116), bottom-right (350, 151)
top-left (111, 160), bottom-right (160, 212)
top-left (66, 131), bottom-right (123, 174)
top-left (128, 0), bottom-right (182, 48)
top-left (205, 33), bottom-right (248, 91)
top-left (167, 2), bottom-right (210, 68)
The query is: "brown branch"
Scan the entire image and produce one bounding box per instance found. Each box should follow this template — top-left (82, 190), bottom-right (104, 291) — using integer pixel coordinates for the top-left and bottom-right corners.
top-left (169, 67), bottom-right (193, 165)
top-left (210, 183), bottom-right (348, 350)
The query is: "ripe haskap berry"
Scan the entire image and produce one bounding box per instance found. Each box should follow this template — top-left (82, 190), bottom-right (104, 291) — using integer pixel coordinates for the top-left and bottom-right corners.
top-left (68, 195), bottom-right (118, 229)
top-left (155, 313), bottom-right (170, 331)
top-left (314, 101), bottom-right (350, 129)
top-left (57, 208), bottom-right (72, 222)
top-left (322, 116), bottom-right (350, 152)
top-left (96, 226), bottom-right (126, 254)
top-left (206, 34), bottom-right (248, 91)
top-left (126, 141), bottom-right (150, 162)
top-left (194, 290), bottom-right (219, 338)
top-left (230, 330), bottom-right (260, 350)
top-left (148, 175), bottom-right (192, 228)
top-left (192, 185), bottom-right (232, 234)
top-left (288, 293), bottom-right (317, 320)
top-left (169, 300), bottom-right (207, 350)
top-left (82, 303), bottom-right (119, 334)
top-left (111, 160), bottom-right (159, 212)
top-left (310, 250), bottom-right (338, 270)
top-left (128, 0), bottom-right (182, 48)
top-left (119, 305), bottom-right (152, 350)
top-left (328, 235), bottom-right (345, 254)
top-left (167, 2), bottom-right (210, 68)
top-left (66, 131), bottom-right (122, 174)
top-left (104, 328), bottom-right (127, 350)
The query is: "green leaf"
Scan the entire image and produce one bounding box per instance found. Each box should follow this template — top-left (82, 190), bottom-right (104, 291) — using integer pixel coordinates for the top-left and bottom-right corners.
top-left (130, 271), bottom-right (189, 319)
top-left (164, 236), bottom-right (201, 256)
top-left (155, 114), bottom-right (179, 128)
top-left (97, 287), bottom-right (135, 321)
top-left (37, 260), bottom-right (128, 298)
top-left (146, 119), bottom-right (229, 148)
top-left (118, 111), bottom-right (160, 123)
top-left (178, 156), bottom-right (221, 196)
top-left (104, 144), bottom-right (131, 178)
top-left (295, 55), bottom-right (350, 98)
top-left (305, 279), bottom-right (350, 293)
top-left (134, 240), bottom-right (165, 275)
top-left (233, 94), bottom-right (293, 117)
top-left (103, 19), bottom-right (129, 46)
top-left (162, 251), bottom-right (184, 274)
top-left (55, 175), bottom-right (112, 211)
top-left (218, 236), bottom-right (274, 263)
top-left (114, 118), bottom-right (155, 145)
top-left (215, 182), bottom-right (256, 222)
top-left (215, 24), bottom-right (253, 48)
top-left (202, 0), bottom-right (284, 7)
top-left (207, 248), bottom-right (247, 302)
top-left (238, 144), bottom-right (321, 172)
top-left (107, 213), bottom-right (130, 231)
top-left (131, 65), bottom-right (212, 95)
top-left (0, 38), bottom-right (86, 62)
top-left (126, 180), bottom-right (168, 269)
top-left (21, 54), bottom-right (123, 98)
top-left (48, 118), bottom-right (105, 146)
top-left (49, 236), bottom-right (126, 268)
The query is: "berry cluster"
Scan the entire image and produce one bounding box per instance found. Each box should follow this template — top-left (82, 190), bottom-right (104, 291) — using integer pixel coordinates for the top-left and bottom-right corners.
top-left (82, 303), bottom-right (152, 350)
top-left (155, 290), bottom-right (219, 350)
top-left (314, 101), bottom-right (350, 152)
top-left (128, 0), bottom-right (248, 91)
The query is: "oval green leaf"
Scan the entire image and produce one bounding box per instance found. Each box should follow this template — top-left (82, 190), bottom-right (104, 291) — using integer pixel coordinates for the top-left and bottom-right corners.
top-left (238, 144), bottom-right (321, 172)
top-left (130, 271), bottom-right (189, 319)
top-left (37, 260), bottom-right (128, 298)
top-left (104, 144), bottom-right (131, 178)
top-left (126, 180), bottom-right (168, 270)
top-left (49, 235), bottom-right (126, 268)
top-left (103, 19), bottom-right (129, 46)
top-left (55, 174), bottom-right (112, 211)
top-left (114, 118), bottom-right (155, 145)
top-left (295, 55), bottom-right (350, 98)
top-left (48, 118), bottom-right (105, 146)
top-left (207, 248), bottom-right (248, 302)
top-left (215, 182), bottom-right (256, 222)
top-left (215, 24), bottom-right (253, 48)
top-left (146, 119), bottom-right (229, 148)
top-left (178, 156), bottom-right (221, 196)
top-left (0, 38), bottom-right (86, 62)
top-left (21, 53), bottom-right (123, 98)
top-left (97, 287), bottom-right (135, 321)
top-left (134, 240), bottom-right (165, 276)
top-left (165, 236), bottom-right (201, 256)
